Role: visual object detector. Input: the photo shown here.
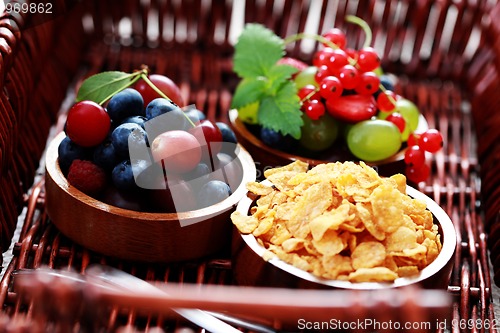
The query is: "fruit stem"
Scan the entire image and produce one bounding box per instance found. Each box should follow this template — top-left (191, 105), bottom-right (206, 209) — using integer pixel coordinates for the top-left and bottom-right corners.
top-left (284, 32), bottom-right (358, 66)
top-left (284, 32), bottom-right (339, 50)
top-left (300, 87), bottom-right (320, 103)
top-left (345, 15), bottom-right (372, 48)
top-left (140, 73), bottom-right (196, 128)
top-left (378, 83), bottom-right (399, 109)
top-left (97, 71), bottom-right (144, 106)
top-left (140, 73), bottom-right (172, 102)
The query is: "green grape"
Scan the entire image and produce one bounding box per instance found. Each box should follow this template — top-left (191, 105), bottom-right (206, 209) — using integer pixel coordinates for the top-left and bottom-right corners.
top-left (300, 113), bottom-right (339, 151)
top-left (373, 66), bottom-right (384, 76)
top-left (237, 101), bottom-right (259, 124)
top-left (395, 98), bottom-right (420, 132)
top-left (377, 110), bottom-right (412, 141)
top-left (376, 111), bottom-right (390, 120)
top-left (347, 119), bottom-right (402, 162)
top-left (294, 66), bottom-right (319, 89)
top-left (400, 122), bottom-right (411, 142)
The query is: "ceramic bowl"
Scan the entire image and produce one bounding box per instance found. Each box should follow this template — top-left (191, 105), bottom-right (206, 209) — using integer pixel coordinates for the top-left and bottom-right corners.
top-left (232, 180), bottom-right (456, 290)
top-left (45, 132), bottom-right (257, 263)
top-left (229, 109), bottom-right (428, 178)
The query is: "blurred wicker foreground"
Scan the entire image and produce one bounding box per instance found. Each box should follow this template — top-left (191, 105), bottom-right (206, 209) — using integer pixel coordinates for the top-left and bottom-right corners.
top-left (0, 0), bottom-right (499, 332)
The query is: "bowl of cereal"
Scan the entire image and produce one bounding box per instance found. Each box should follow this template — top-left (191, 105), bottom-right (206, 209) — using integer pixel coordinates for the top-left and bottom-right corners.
top-left (231, 161), bottom-right (456, 289)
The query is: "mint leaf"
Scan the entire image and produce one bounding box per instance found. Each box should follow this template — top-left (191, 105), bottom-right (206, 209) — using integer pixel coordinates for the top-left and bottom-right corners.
top-left (76, 71), bottom-right (141, 105)
top-left (233, 24), bottom-right (285, 78)
top-left (232, 24), bottom-right (303, 139)
top-left (231, 78), bottom-right (267, 109)
top-left (266, 64), bottom-right (299, 94)
top-left (258, 81), bottom-right (302, 139)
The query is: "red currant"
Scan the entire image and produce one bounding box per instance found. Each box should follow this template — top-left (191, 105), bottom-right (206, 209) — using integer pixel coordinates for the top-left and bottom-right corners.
top-left (376, 90), bottom-right (397, 112)
top-left (321, 28), bottom-right (347, 49)
top-left (357, 47), bottom-right (381, 72)
top-left (337, 65), bottom-right (360, 90)
top-left (298, 85), bottom-right (321, 101)
top-left (345, 48), bottom-right (358, 61)
top-left (407, 133), bottom-right (420, 147)
top-left (419, 129), bottom-right (443, 153)
top-left (319, 76), bottom-right (343, 100)
top-left (404, 145), bottom-right (426, 167)
top-left (65, 100), bottom-right (111, 147)
top-left (406, 163), bottom-right (431, 183)
top-left (313, 48), bottom-right (335, 68)
top-left (325, 49), bottom-right (349, 72)
top-left (386, 112), bottom-right (406, 133)
top-left (314, 65), bottom-right (332, 84)
top-left (302, 99), bottom-right (325, 120)
top-left (354, 71), bottom-right (380, 95)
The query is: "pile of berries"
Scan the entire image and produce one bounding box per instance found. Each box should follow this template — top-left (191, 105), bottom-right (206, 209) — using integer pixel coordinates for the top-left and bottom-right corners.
top-left (59, 73), bottom-right (240, 213)
top-left (258, 27), bottom-right (443, 184)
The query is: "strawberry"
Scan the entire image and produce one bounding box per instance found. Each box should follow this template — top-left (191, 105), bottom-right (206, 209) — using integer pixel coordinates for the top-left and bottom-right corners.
top-left (277, 57), bottom-right (308, 77)
top-left (325, 94), bottom-right (377, 123)
top-left (67, 159), bottom-right (107, 195)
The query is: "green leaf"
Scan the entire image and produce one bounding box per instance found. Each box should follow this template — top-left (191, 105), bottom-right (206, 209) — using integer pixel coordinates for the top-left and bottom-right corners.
top-left (233, 23), bottom-right (285, 78)
top-left (76, 71), bottom-right (141, 105)
top-left (231, 78), bottom-right (267, 109)
top-left (258, 81), bottom-right (302, 139)
top-left (266, 64), bottom-right (299, 94)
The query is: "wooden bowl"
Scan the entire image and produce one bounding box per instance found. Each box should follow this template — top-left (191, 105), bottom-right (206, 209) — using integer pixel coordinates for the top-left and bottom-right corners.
top-left (232, 181), bottom-right (456, 290)
top-left (45, 132), bottom-right (256, 263)
top-left (229, 109), bottom-right (428, 178)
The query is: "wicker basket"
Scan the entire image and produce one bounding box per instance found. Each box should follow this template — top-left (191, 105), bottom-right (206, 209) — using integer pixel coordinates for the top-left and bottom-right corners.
top-left (0, 0), bottom-right (499, 331)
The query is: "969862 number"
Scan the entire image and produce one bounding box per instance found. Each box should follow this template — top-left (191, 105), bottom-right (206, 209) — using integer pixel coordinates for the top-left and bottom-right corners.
top-left (5, 2), bottom-right (53, 14)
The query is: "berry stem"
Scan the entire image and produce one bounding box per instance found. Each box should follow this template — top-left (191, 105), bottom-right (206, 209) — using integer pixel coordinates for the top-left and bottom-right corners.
top-left (284, 31), bottom-right (358, 66)
top-left (140, 72), bottom-right (172, 102)
top-left (284, 32), bottom-right (339, 50)
top-left (139, 72), bottom-right (196, 128)
top-left (345, 15), bottom-right (372, 48)
top-left (300, 87), bottom-right (320, 103)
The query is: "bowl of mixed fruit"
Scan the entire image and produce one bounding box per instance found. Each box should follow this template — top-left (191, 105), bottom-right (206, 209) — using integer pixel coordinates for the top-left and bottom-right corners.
top-left (45, 68), bottom-right (256, 263)
top-left (229, 18), bottom-right (443, 184)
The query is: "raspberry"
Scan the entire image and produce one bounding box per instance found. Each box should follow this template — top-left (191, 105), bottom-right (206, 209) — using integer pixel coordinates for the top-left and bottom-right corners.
top-left (67, 159), bottom-right (107, 195)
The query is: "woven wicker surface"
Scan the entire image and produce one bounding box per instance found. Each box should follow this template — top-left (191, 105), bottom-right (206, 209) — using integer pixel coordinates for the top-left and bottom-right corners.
top-left (0, 0), bottom-right (499, 332)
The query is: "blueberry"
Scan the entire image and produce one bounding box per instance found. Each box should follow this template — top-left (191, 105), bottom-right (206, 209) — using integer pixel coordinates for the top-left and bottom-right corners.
top-left (184, 108), bottom-right (206, 124)
top-left (107, 88), bottom-right (145, 122)
top-left (111, 123), bottom-right (147, 157)
top-left (93, 138), bottom-right (120, 172)
top-left (112, 160), bottom-right (138, 191)
top-left (260, 127), bottom-right (297, 153)
top-left (216, 122), bottom-right (237, 143)
top-left (379, 74), bottom-right (395, 91)
top-left (121, 115), bottom-right (147, 129)
top-left (143, 99), bottom-right (189, 140)
top-left (260, 127), bottom-right (284, 147)
top-left (197, 180), bottom-right (232, 208)
top-left (145, 98), bottom-right (179, 119)
top-left (101, 186), bottom-right (143, 211)
top-left (183, 162), bottom-right (211, 182)
top-left (58, 136), bottom-right (91, 175)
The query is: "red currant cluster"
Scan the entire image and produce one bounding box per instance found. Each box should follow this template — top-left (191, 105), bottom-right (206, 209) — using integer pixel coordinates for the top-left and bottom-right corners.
top-left (299, 27), bottom-right (382, 121)
top-left (404, 129), bottom-right (444, 183)
top-left (289, 26), bottom-right (444, 183)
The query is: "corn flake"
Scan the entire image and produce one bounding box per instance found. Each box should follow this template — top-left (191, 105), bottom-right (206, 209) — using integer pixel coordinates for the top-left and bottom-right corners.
top-left (231, 161), bottom-right (443, 283)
